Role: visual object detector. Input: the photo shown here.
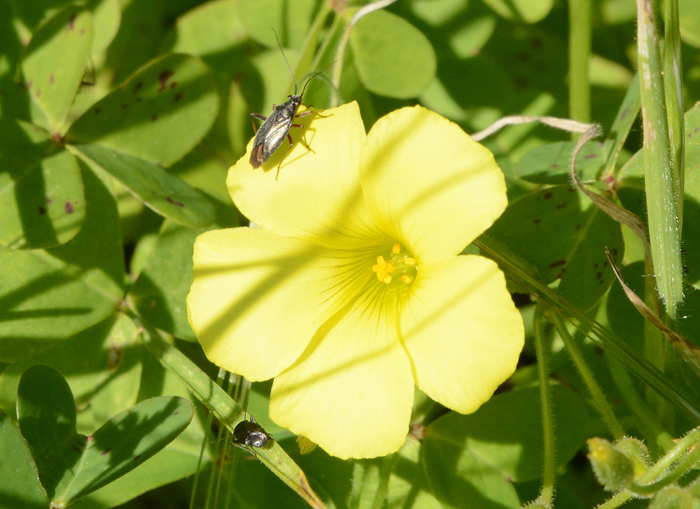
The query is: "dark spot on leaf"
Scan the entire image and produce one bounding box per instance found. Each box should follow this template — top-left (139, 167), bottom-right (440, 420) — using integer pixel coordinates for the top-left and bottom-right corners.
top-left (556, 202), bottom-right (566, 209)
top-left (26, 79), bottom-right (33, 89)
top-left (73, 446), bottom-right (82, 452)
top-left (35, 89), bottom-right (41, 98)
top-left (596, 272), bottom-right (602, 279)
top-left (513, 76), bottom-right (528, 89)
top-left (516, 51), bottom-right (529, 62)
top-left (534, 219), bottom-right (541, 224)
top-left (151, 115), bottom-right (158, 121)
top-left (136, 97), bottom-right (142, 102)
top-left (158, 70), bottom-right (175, 92)
top-left (133, 82), bottom-right (143, 94)
top-left (65, 202), bottom-right (74, 214)
top-left (174, 92), bottom-right (182, 102)
top-left (166, 197), bottom-right (185, 208)
top-left (531, 37), bottom-right (542, 50)
top-left (174, 411), bottom-right (179, 415)
top-left (603, 260), bottom-right (609, 267)
top-left (552, 164), bottom-right (559, 169)
top-left (543, 192), bottom-right (553, 200)
top-left (170, 81), bottom-right (177, 89)
top-left (47, 198), bottom-right (53, 204)
top-left (555, 269), bottom-right (566, 279)
top-left (49, 74), bottom-right (54, 84)
top-left (101, 449), bottom-right (110, 455)
top-left (122, 103), bottom-right (129, 109)
top-left (68, 14), bottom-right (76, 30)
top-left (594, 263), bottom-right (599, 268)
top-left (549, 260), bottom-right (566, 268)
top-left (620, 107), bottom-right (629, 118)
top-left (39, 206), bottom-right (46, 214)
top-left (583, 153), bottom-right (596, 159)
top-left (80, 28), bottom-right (85, 35)
top-left (133, 455), bottom-right (141, 461)
top-left (108, 345), bottom-right (122, 370)
top-left (94, 107), bottom-right (101, 114)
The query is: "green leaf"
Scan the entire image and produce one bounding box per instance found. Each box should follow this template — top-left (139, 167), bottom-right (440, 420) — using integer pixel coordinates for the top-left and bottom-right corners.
top-left (21, 5), bottom-right (93, 131)
top-left (0, 119), bottom-right (85, 249)
top-left (679, 0), bottom-right (700, 48)
top-left (236, 0), bottom-right (318, 49)
top-left (0, 316), bottom-right (142, 433)
top-left (0, 408), bottom-right (49, 509)
top-left (17, 364), bottom-right (81, 500)
top-left (57, 397), bottom-right (194, 506)
top-left (90, 0), bottom-right (121, 54)
top-left (130, 222), bottom-right (202, 340)
top-left (386, 437), bottom-right (440, 509)
top-left (73, 143), bottom-right (218, 227)
top-left (484, 185), bottom-right (624, 310)
top-left (75, 346), bottom-right (211, 508)
top-left (17, 364), bottom-right (194, 507)
top-left (143, 334), bottom-right (327, 508)
top-left (66, 53), bottom-right (219, 167)
top-left (0, 166), bottom-right (124, 363)
top-left (165, 0), bottom-right (248, 63)
top-left (350, 9), bottom-right (436, 99)
top-left (515, 141), bottom-right (608, 184)
top-left (480, 0), bottom-right (554, 23)
top-left (424, 386), bottom-right (588, 484)
top-left (423, 431), bottom-right (519, 507)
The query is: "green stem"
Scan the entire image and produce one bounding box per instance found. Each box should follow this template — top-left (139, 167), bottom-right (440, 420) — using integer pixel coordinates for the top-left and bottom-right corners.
top-left (636, 0), bottom-right (683, 318)
top-left (663, 0), bottom-right (685, 238)
top-left (534, 307), bottom-right (556, 506)
top-left (549, 312), bottom-right (626, 440)
top-left (568, 0), bottom-right (592, 128)
top-left (606, 358), bottom-right (675, 454)
top-left (476, 236), bottom-right (700, 421)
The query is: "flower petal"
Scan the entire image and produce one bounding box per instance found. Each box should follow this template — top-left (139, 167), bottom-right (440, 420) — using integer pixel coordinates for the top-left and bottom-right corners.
top-left (187, 228), bottom-right (368, 381)
top-left (270, 292), bottom-right (414, 459)
top-left (228, 101), bottom-right (379, 248)
top-left (360, 105), bottom-right (507, 263)
top-left (400, 255), bottom-right (524, 413)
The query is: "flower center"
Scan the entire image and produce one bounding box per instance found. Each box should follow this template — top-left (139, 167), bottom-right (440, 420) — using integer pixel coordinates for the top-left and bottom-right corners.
top-left (371, 243), bottom-right (417, 290)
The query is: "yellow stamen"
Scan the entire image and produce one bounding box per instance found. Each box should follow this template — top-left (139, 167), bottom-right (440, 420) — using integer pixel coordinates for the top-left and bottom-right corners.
top-left (404, 258), bottom-right (416, 266)
top-left (392, 243), bottom-right (401, 254)
top-left (401, 275), bottom-right (413, 284)
top-left (383, 275), bottom-right (392, 284)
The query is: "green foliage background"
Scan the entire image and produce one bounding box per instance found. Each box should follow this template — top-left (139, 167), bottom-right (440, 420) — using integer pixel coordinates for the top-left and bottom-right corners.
top-left (1, 0), bottom-right (700, 508)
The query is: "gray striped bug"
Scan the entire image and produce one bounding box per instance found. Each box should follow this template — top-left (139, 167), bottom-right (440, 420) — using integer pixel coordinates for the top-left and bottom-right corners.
top-left (249, 32), bottom-right (330, 179)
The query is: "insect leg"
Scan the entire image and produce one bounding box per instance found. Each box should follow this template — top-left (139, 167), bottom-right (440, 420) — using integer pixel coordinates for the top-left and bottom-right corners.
top-left (275, 134), bottom-right (296, 180)
top-left (290, 123), bottom-right (316, 154)
top-left (300, 104), bottom-right (331, 118)
top-left (250, 112), bottom-right (267, 133)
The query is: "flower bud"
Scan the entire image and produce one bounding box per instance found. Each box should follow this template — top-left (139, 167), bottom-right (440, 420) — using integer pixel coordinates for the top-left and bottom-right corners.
top-left (587, 438), bottom-right (634, 491)
top-left (648, 487), bottom-right (694, 509)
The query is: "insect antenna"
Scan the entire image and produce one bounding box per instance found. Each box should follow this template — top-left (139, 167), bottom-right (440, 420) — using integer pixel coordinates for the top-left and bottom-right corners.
top-left (271, 28), bottom-right (298, 95)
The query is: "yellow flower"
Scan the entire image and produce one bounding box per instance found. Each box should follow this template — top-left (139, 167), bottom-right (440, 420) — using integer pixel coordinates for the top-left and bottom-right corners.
top-left (187, 102), bottom-right (524, 459)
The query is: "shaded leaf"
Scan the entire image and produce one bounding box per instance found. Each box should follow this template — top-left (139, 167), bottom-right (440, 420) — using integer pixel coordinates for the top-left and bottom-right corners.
top-left (0, 166), bottom-right (123, 363)
top-left (516, 140), bottom-right (608, 184)
top-left (481, 0), bottom-right (554, 23)
top-left (484, 185), bottom-right (624, 310)
top-left (0, 316), bottom-right (142, 433)
top-left (350, 10), bottom-right (436, 99)
top-left (424, 385), bottom-right (588, 483)
top-left (73, 143), bottom-right (218, 227)
top-left (17, 365), bottom-right (194, 507)
top-left (22, 5), bottom-right (93, 131)
top-left (236, 0), bottom-right (317, 49)
top-left (0, 119), bottom-right (85, 249)
top-left (0, 408), bottom-right (49, 509)
top-left (66, 53), bottom-right (219, 167)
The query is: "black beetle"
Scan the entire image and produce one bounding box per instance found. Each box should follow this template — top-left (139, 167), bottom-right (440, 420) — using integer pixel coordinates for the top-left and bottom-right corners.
top-left (233, 416), bottom-right (273, 448)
